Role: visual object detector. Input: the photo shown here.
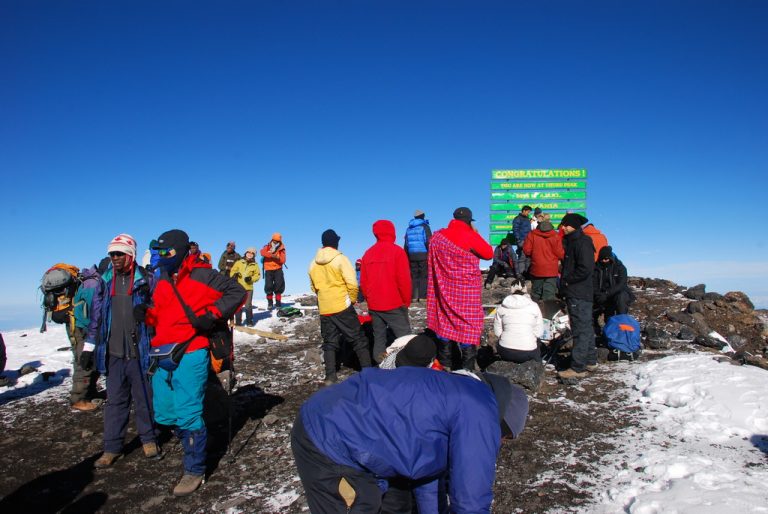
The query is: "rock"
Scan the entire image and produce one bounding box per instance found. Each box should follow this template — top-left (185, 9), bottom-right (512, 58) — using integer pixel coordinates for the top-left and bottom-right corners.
top-left (678, 326), bottom-right (696, 341)
top-left (303, 349), bottom-right (323, 365)
top-left (683, 284), bottom-right (706, 300)
top-left (724, 291), bottom-right (754, 310)
top-left (727, 335), bottom-right (750, 351)
top-left (703, 292), bottom-right (723, 302)
top-left (644, 326), bottom-right (672, 349)
top-left (256, 338), bottom-right (267, 344)
top-left (81, 429), bottom-right (94, 438)
top-left (686, 302), bottom-right (706, 315)
top-left (18, 364), bottom-right (37, 376)
top-left (485, 359), bottom-right (545, 392)
top-left (297, 295), bottom-right (318, 306)
top-left (262, 414), bottom-right (279, 426)
top-left (666, 310), bottom-right (694, 326)
top-left (693, 335), bottom-right (724, 349)
top-left (690, 312), bottom-right (711, 335)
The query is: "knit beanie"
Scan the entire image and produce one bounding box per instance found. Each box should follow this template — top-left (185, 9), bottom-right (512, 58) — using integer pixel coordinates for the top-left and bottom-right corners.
top-left (107, 233), bottom-right (137, 259)
top-left (395, 334), bottom-right (437, 368)
top-left (414, 209), bottom-right (425, 219)
top-left (560, 213), bottom-right (588, 229)
top-left (151, 229), bottom-right (190, 274)
top-left (321, 229), bottom-right (341, 249)
top-left (272, 233), bottom-right (282, 242)
top-left (538, 221), bottom-right (554, 232)
top-left (509, 279), bottom-right (527, 295)
top-left (598, 245), bottom-right (614, 261)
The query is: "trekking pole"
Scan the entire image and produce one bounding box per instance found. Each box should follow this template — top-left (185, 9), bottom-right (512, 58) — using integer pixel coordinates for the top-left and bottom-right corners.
top-left (227, 326), bottom-right (234, 458)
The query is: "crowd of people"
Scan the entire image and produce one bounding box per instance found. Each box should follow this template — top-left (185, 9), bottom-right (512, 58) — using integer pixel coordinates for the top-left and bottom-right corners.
top-left (29, 203), bottom-right (634, 509)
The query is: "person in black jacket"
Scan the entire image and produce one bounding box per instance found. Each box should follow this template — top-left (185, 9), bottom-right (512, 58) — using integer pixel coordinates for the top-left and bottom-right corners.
top-left (557, 214), bottom-right (596, 380)
top-left (593, 246), bottom-right (634, 333)
top-left (484, 239), bottom-right (516, 288)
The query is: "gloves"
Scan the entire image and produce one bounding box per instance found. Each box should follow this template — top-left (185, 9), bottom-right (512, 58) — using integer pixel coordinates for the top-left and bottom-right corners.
top-left (233, 272), bottom-right (242, 280)
top-left (191, 312), bottom-right (217, 332)
top-left (80, 341), bottom-right (95, 371)
top-left (133, 303), bottom-right (149, 323)
top-left (244, 276), bottom-right (252, 284)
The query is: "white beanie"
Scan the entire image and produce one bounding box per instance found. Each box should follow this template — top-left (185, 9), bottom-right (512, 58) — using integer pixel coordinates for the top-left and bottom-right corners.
top-left (107, 233), bottom-right (137, 258)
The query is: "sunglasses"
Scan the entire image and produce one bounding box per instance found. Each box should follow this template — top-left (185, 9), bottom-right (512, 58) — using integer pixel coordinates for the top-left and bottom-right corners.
top-left (109, 251), bottom-right (126, 257)
top-left (156, 248), bottom-right (176, 258)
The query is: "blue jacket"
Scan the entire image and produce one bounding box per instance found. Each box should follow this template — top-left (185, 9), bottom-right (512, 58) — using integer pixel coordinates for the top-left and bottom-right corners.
top-left (512, 213), bottom-right (531, 246)
top-left (301, 367), bottom-right (501, 514)
top-left (404, 219), bottom-right (431, 258)
top-left (87, 265), bottom-right (154, 375)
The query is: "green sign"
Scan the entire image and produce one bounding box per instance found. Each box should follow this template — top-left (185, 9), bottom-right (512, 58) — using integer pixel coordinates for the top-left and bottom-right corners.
top-left (490, 211), bottom-right (586, 221)
top-left (490, 233), bottom-right (511, 245)
top-left (491, 181), bottom-right (586, 190)
top-left (491, 169), bottom-right (587, 180)
top-left (491, 201), bottom-right (587, 211)
top-left (491, 191), bottom-right (586, 201)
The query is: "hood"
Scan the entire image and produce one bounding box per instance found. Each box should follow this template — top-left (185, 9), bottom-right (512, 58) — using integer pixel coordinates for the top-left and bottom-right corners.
top-left (314, 246), bottom-right (342, 265)
top-left (372, 219), bottom-right (396, 243)
top-left (408, 218), bottom-right (428, 228)
top-left (534, 228), bottom-right (557, 239)
top-left (501, 294), bottom-right (533, 309)
top-left (583, 224), bottom-right (602, 236)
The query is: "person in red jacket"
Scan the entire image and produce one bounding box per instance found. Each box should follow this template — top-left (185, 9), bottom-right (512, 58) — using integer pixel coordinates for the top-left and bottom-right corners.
top-left (523, 220), bottom-right (565, 301)
top-left (360, 220), bottom-right (413, 363)
top-left (427, 207), bottom-right (494, 370)
top-left (140, 229), bottom-right (245, 496)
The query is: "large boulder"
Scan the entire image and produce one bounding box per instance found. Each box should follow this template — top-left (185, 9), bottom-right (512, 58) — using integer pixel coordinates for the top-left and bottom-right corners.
top-left (644, 326), bottom-right (672, 349)
top-left (485, 359), bottom-right (545, 392)
top-left (683, 284), bottom-right (706, 300)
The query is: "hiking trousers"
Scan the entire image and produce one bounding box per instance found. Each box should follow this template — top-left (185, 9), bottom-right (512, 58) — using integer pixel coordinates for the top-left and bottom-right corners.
top-left (530, 277), bottom-right (558, 302)
top-left (370, 307), bottom-right (411, 363)
top-left (264, 269), bottom-right (285, 296)
top-left (409, 260), bottom-right (428, 301)
top-left (320, 306), bottom-right (372, 371)
top-left (566, 298), bottom-right (596, 372)
top-left (152, 348), bottom-right (209, 431)
top-left (103, 356), bottom-right (155, 454)
top-left (237, 290), bottom-right (254, 325)
top-left (291, 415), bottom-right (412, 514)
top-left (66, 324), bottom-right (99, 403)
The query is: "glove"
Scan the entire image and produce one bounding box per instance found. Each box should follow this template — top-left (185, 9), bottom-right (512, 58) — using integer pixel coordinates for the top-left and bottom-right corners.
top-left (233, 272), bottom-right (242, 280)
top-left (244, 276), bottom-right (252, 284)
top-left (191, 312), bottom-right (217, 332)
top-left (133, 303), bottom-right (149, 323)
top-left (79, 343), bottom-right (95, 371)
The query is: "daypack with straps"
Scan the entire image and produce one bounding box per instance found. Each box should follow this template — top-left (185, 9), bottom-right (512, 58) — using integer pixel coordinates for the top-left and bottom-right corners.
top-left (72, 266), bottom-right (103, 329)
top-left (603, 314), bottom-right (641, 360)
top-left (40, 263), bottom-right (80, 332)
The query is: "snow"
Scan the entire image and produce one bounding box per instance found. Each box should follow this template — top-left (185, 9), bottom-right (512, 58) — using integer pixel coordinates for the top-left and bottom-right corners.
top-left (2, 314), bottom-right (767, 512)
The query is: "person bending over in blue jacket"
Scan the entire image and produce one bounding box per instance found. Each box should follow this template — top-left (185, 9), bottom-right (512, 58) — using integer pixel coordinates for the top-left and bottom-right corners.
top-left (291, 366), bottom-right (528, 513)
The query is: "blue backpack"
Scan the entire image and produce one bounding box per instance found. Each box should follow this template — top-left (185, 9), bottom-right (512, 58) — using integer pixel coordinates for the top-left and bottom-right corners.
top-left (72, 267), bottom-right (103, 329)
top-left (603, 314), bottom-right (641, 360)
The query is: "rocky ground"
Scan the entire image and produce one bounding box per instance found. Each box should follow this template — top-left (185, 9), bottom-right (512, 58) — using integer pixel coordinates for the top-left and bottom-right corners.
top-left (0, 278), bottom-right (765, 513)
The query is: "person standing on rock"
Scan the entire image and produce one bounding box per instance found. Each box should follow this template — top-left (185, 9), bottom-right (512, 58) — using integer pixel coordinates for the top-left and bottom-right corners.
top-left (556, 214), bottom-right (597, 380)
top-left (217, 241), bottom-right (240, 276)
top-left (403, 209), bottom-right (432, 302)
top-left (523, 220), bottom-right (564, 302)
top-left (493, 279), bottom-right (544, 363)
top-left (260, 233), bottom-right (287, 309)
top-left (291, 366), bottom-right (528, 513)
top-left (309, 229), bottom-right (372, 385)
top-left (512, 205), bottom-right (533, 278)
top-left (139, 229), bottom-right (246, 496)
top-left (427, 207), bottom-right (494, 371)
top-left (593, 245), bottom-right (634, 333)
top-left (360, 220), bottom-right (412, 363)
top-left (230, 247), bottom-right (261, 326)
top-left (84, 233), bottom-right (160, 466)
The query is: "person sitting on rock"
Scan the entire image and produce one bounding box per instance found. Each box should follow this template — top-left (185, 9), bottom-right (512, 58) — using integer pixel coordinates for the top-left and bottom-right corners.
top-left (492, 279), bottom-right (544, 364)
top-left (485, 238), bottom-right (517, 288)
top-left (593, 245), bottom-right (634, 334)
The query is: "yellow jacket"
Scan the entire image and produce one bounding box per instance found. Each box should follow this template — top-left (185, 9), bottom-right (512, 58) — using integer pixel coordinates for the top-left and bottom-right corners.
top-left (308, 247), bottom-right (358, 315)
top-left (230, 259), bottom-right (261, 291)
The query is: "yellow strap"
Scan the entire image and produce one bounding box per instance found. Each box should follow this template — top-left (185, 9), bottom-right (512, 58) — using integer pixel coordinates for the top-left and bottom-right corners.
top-left (338, 477), bottom-right (355, 508)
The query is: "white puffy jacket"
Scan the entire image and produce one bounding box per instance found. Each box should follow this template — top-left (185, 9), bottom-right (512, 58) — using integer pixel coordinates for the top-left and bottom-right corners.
top-left (493, 294), bottom-right (543, 351)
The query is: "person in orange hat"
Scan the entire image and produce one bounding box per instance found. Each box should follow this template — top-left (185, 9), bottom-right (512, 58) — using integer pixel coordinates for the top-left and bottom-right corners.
top-left (260, 233), bottom-right (287, 309)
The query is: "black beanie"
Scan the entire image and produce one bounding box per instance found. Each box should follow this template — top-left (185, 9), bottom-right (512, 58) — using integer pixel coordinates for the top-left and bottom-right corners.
top-left (560, 213), bottom-right (588, 229)
top-left (395, 334), bottom-right (437, 367)
top-left (154, 229), bottom-right (190, 257)
top-left (321, 229), bottom-right (341, 249)
top-left (598, 245), bottom-right (614, 261)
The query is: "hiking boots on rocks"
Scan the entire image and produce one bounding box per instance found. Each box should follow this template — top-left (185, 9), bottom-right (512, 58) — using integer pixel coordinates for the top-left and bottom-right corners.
top-left (267, 299), bottom-right (274, 310)
top-left (557, 368), bottom-right (588, 379)
top-left (94, 452), bottom-right (120, 468)
top-left (143, 442), bottom-right (162, 460)
top-left (173, 474), bottom-right (204, 496)
top-left (275, 300), bottom-right (282, 308)
top-left (71, 400), bottom-right (98, 412)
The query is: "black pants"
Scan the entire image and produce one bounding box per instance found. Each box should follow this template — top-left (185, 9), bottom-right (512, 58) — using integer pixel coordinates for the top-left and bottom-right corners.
top-left (264, 269), bottom-right (286, 296)
top-left (485, 262), bottom-right (514, 286)
top-left (409, 260), bottom-right (427, 300)
top-left (497, 345), bottom-right (540, 364)
top-left (593, 289), bottom-right (633, 333)
top-left (321, 306), bottom-right (372, 372)
top-left (370, 307), bottom-right (412, 363)
top-left (291, 415), bottom-right (412, 514)
top-left (567, 298), bottom-right (596, 372)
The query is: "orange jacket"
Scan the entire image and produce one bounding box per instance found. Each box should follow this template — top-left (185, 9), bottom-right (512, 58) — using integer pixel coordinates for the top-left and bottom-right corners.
top-left (260, 242), bottom-right (286, 271)
top-left (583, 225), bottom-right (608, 262)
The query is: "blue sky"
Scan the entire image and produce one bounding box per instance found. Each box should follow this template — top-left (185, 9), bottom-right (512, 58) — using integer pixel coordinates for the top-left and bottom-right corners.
top-left (1, 0), bottom-right (766, 331)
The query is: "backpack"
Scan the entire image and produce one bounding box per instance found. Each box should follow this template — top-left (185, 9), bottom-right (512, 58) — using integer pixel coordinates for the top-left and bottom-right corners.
top-left (276, 306), bottom-right (303, 319)
top-left (72, 267), bottom-right (103, 329)
top-left (603, 314), bottom-right (641, 361)
top-left (40, 263), bottom-right (80, 331)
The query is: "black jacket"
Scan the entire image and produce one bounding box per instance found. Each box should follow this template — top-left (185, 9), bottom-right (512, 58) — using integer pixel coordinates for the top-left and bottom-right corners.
top-left (593, 258), bottom-right (628, 298)
top-left (559, 229), bottom-right (595, 301)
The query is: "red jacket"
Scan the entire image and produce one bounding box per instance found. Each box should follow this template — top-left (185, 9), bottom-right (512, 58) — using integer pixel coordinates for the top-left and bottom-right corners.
top-left (583, 225), bottom-right (608, 262)
top-left (360, 220), bottom-right (412, 311)
top-left (523, 227), bottom-right (564, 278)
top-left (441, 219), bottom-right (494, 260)
top-left (146, 255), bottom-right (246, 353)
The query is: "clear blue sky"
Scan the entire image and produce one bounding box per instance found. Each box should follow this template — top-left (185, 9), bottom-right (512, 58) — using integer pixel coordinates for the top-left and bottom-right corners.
top-left (1, 0), bottom-right (766, 331)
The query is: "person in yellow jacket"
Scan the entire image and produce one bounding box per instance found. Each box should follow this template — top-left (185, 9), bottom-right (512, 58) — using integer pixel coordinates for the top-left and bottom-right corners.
top-left (230, 247), bottom-right (261, 326)
top-left (260, 233), bottom-right (287, 310)
top-left (308, 229), bottom-right (372, 385)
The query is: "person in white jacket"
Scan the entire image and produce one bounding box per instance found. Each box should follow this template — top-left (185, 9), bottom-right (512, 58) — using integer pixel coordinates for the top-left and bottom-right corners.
top-left (493, 279), bottom-right (544, 363)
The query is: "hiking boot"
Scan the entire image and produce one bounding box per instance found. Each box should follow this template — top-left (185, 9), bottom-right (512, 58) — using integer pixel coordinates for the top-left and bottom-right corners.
top-left (173, 474), bottom-right (204, 497)
top-left (275, 300), bottom-right (282, 308)
top-left (94, 452), bottom-right (121, 468)
top-left (143, 442), bottom-right (163, 460)
top-left (585, 363), bottom-right (599, 372)
top-left (71, 400), bottom-right (98, 412)
top-left (324, 372), bottom-right (338, 386)
top-left (267, 300), bottom-right (274, 310)
top-left (557, 368), bottom-right (588, 379)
